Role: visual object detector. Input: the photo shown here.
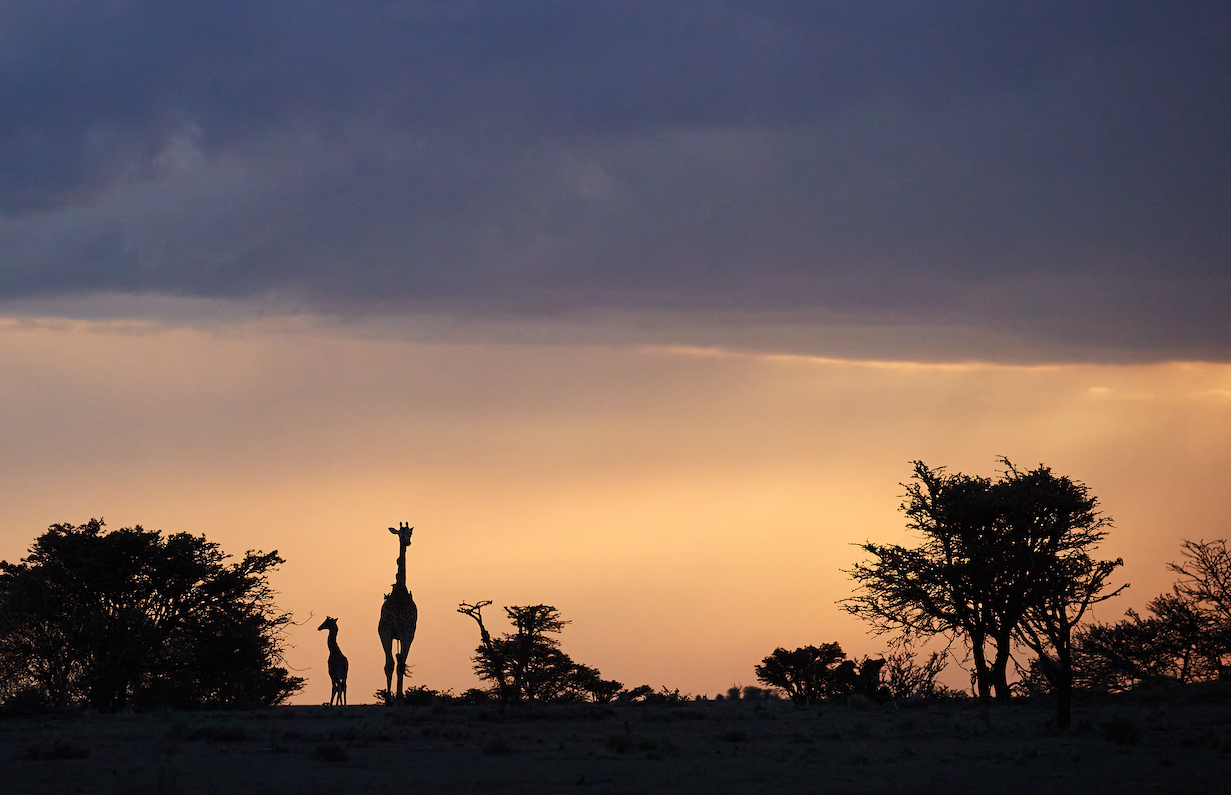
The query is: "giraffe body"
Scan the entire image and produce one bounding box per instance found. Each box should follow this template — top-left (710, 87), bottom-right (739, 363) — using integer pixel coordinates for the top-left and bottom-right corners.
top-left (317, 616), bottom-right (348, 706)
top-left (379, 523), bottom-right (418, 700)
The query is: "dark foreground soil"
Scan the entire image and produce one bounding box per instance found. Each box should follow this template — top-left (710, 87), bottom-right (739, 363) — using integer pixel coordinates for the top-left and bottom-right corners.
top-left (2, 685), bottom-right (1229, 794)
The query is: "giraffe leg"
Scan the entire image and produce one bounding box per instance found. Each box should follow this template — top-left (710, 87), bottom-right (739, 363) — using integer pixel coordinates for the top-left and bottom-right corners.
top-left (396, 641), bottom-right (409, 700)
top-left (382, 637), bottom-right (396, 700)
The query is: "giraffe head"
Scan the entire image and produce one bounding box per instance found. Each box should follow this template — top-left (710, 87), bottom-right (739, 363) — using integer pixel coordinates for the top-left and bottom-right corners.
top-left (318, 616), bottom-right (339, 632)
top-left (389, 522), bottom-right (414, 548)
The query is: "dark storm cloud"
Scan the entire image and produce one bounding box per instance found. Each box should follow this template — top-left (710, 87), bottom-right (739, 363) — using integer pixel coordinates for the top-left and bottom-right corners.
top-left (1, 1), bottom-right (1229, 361)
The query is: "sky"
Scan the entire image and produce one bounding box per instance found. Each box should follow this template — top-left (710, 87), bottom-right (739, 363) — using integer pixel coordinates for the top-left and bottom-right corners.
top-left (0, 1), bottom-right (1229, 704)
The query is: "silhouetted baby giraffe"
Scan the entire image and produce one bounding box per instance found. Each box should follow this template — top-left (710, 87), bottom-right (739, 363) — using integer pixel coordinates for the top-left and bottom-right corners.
top-left (317, 616), bottom-right (349, 706)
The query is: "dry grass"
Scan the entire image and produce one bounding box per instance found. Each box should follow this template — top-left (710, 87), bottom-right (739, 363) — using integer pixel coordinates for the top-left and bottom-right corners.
top-left (2, 684), bottom-right (1230, 794)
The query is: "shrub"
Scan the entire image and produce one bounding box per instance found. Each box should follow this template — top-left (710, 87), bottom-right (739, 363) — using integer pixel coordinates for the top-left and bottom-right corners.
top-left (754, 644), bottom-right (850, 705)
top-left (884, 649), bottom-right (948, 699)
top-left (458, 688), bottom-right (494, 705)
top-left (641, 687), bottom-right (694, 704)
top-left (0, 686), bottom-right (51, 717)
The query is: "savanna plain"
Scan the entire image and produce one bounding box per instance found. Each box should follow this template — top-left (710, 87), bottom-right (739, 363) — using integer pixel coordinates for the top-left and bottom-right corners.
top-left (3, 684), bottom-right (1229, 795)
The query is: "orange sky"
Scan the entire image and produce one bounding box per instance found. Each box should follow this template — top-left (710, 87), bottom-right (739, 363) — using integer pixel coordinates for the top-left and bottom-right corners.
top-left (1, 315), bottom-right (1228, 704)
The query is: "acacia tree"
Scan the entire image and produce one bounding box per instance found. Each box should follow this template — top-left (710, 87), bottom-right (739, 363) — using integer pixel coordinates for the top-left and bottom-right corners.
top-left (457, 601), bottom-right (622, 703)
top-left (1015, 553), bottom-right (1125, 726)
top-left (1074, 594), bottom-right (1214, 690)
top-left (0, 520), bottom-right (302, 711)
top-left (843, 462), bottom-right (1004, 703)
top-left (844, 459), bottom-right (1125, 721)
top-left (1169, 538), bottom-right (1231, 672)
top-left (997, 462), bottom-right (1125, 727)
top-left (1074, 539), bottom-right (1230, 690)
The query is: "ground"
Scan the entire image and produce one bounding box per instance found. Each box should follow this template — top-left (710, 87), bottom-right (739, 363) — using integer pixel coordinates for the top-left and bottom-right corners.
top-left (2, 685), bottom-right (1229, 794)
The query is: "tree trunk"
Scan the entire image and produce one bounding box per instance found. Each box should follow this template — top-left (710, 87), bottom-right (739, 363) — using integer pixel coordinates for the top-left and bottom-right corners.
top-left (971, 637), bottom-right (992, 704)
top-left (991, 638), bottom-right (1013, 702)
top-left (1055, 636), bottom-right (1073, 728)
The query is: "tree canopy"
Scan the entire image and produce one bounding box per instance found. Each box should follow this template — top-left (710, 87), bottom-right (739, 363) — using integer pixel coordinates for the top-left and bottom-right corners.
top-left (0, 519), bottom-right (303, 712)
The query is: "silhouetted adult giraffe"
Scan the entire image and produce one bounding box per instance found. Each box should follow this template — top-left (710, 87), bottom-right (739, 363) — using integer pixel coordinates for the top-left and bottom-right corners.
top-left (317, 616), bottom-right (348, 705)
top-left (378, 522), bottom-right (418, 701)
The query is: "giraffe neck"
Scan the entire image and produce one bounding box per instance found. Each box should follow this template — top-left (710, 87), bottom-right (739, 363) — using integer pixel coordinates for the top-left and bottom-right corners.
top-left (326, 627), bottom-right (341, 654)
top-left (395, 542), bottom-right (408, 590)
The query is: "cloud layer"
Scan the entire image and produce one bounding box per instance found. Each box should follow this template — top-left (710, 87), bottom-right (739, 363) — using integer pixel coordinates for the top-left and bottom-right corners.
top-left (3, 1), bottom-right (1229, 360)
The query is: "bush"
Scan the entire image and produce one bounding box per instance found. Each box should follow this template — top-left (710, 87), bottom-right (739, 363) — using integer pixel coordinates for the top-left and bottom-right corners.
top-left (754, 644), bottom-right (849, 705)
top-left (458, 688), bottom-right (494, 705)
top-left (640, 686), bottom-right (694, 704)
top-left (376, 685), bottom-right (441, 706)
top-left (884, 649), bottom-right (948, 700)
top-left (0, 686), bottom-right (52, 717)
top-left (0, 520), bottom-right (303, 711)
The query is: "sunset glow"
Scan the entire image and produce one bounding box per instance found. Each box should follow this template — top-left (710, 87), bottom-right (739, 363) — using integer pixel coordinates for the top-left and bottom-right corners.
top-left (1, 316), bottom-right (1227, 703)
